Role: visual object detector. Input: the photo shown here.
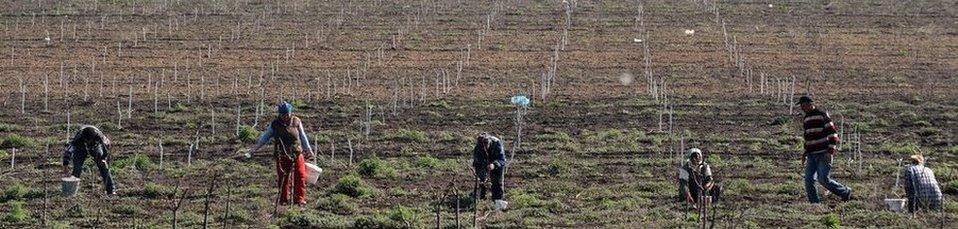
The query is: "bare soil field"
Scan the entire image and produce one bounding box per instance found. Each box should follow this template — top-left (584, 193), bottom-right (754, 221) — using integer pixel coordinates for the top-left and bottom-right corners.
top-left (0, 0), bottom-right (956, 228)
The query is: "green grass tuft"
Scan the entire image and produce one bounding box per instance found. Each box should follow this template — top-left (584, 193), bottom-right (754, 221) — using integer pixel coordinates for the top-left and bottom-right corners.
top-left (1, 134), bottom-right (36, 149)
top-left (237, 125), bottom-right (259, 143)
top-left (3, 201), bottom-right (28, 223)
top-left (333, 173), bottom-right (377, 198)
top-left (358, 157), bottom-right (397, 178)
top-left (384, 129), bottom-right (429, 143)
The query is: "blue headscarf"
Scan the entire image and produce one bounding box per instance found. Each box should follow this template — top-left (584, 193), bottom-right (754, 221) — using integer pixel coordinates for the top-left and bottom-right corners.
top-left (278, 102), bottom-right (293, 114)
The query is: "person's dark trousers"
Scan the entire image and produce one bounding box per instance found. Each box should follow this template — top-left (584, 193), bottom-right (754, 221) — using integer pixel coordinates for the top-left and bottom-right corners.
top-left (689, 184), bottom-right (722, 204)
top-left (474, 166), bottom-right (506, 200)
top-left (804, 153), bottom-right (851, 203)
top-left (71, 146), bottom-right (116, 194)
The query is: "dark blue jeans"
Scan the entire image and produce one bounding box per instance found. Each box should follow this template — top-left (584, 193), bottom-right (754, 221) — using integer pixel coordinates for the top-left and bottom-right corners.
top-left (71, 147), bottom-right (116, 194)
top-left (475, 166), bottom-right (505, 200)
top-left (804, 153), bottom-right (850, 203)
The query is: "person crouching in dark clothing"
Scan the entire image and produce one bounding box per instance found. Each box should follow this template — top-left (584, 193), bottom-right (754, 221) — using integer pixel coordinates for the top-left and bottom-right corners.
top-left (473, 133), bottom-right (509, 210)
top-left (63, 125), bottom-right (116, 195)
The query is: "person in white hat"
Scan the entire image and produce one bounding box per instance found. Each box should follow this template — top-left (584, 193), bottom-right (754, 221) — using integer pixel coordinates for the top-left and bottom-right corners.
top-left (678, 148), bottom-right (722, 206)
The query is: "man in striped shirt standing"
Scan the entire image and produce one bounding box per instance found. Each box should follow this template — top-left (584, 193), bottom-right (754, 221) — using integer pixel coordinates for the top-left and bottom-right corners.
top-left (799, 96), bottom-right (852, 204)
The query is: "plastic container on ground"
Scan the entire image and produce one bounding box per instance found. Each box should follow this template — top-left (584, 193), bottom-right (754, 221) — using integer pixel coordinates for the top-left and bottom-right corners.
top-left (61, 176), bottom-right (81, 196)
top-left (305, 163), bottom-right (323, 185)
top-left (884, 198), bottom-right (906, 212)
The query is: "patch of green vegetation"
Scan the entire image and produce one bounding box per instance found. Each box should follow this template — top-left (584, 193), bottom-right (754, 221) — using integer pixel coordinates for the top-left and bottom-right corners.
top-left (333, 173), bottom-right (377, 198)
top-left (435, 131), bottom-right (467, 144)
top-left (878, 142), bottom-right (918, 155)
top-left (3, 201), bottom-right (28, 223)
top-left (237, 125), bottom-right (259, 143)
top-left (170, 102), bottom-right (189, 113)
top-left (351, 205), bottom-right (421, 229)
top-left (0, 123), bottom-right (21, 132)
top-left (414, 155), bottom-right (442, 169)
top-left (290, 99), bottom-right (309, 109)
top-left (313, 132), bottom-right (333, 144)
top-left (141, 182), bottom-right (172, 199)
top-left (685, 212), bottom-right (699, 222)
top-left (388, 205), bottom-right (419, 228)
top-left (427, 99), bottom-right (451, 109)
top-left (545, 156), bottom-right (572, 176)
top-left (1, 134), bottom-right (36, 149)
top-left (278, 208), bottom-right (349, 228)
top-left (770, 116), bottom-right (790, 126)
top-left (317, 193), bottom-right (358, 215)
top-left (534, 131), bottom-right (573, 143)
top-left (3, 182), bottom-right (40, 202)
top-left (544, 100), bottom-right (566, 108)
top-left (358, 156), bottom-right (398, 178)
top-left (943, 180), bottom-right (958, 195)
top-left (111, 204), bottom-right (141, 215)
top-left (384, 129), bottom-right (429, 143)
top-left (895, 49), bottom-right (910, 57)
top-left (113, 153), bottom-right (153, 171)
top-left (820, 213), bottom-right (841, 228)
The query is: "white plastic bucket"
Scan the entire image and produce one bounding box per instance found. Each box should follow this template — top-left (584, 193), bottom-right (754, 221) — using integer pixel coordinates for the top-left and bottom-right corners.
top-left (884, 198), bottom-right (906, 212)
top-left (61, 176), bottom-right (81, 196)
top-left (305, 163), bottom-right (323, 185)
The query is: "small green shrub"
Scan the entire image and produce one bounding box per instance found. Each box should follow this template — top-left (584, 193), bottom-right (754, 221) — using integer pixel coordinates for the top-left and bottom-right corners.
top-left (878, 142), bottom-right (918, 155)
top-left (427, 99), bottom-right (450, 109)
top-left (170, 103), bottom-right (189, 113)
top-left (415, 155), bottom-right (441, 169)
top-left (388, 205), bottom-right (419, 228)
top-left (3, 201), bottom-right (28, 223)
top-left (770, 116), bottom-right (790, 126)
top-left (3, 182), bottom-right (39, 202)
top-left (333, 174), bottom-right (377, 198)
top-left (111, 204), bottom-right (140, 215)
top-left (534, 131), bottom-right (572, 143)
top-left (278, 208), bottom-right (315, 228)
top-left (820, 213), bottom-right (841, 229)
top-left (545, 157), bottom-right (572, 176)
top-left (943, 180), bottom-right (958, 195)
top-left (1, 134), bottom-right (36, 149)
top-left (353, 213), bottom-right (397, 229)
top-left (142, 182), bottom-right (171, 199)
top-left (114, 153), bottom-right (153, 171)
top-left (237, 125), bottom-right (260, 143)
top-left (384, 129), bottom-right (429, 143)
top-left (685, 212), bottom-right (700, 222)
top-left (290, 99), bottom-right (309, 109)
top-left (0, 123), bottom-right (21, 132)
top-left (317, 194), bottom-right (358, 215)
top-left (358, 157), bottom-right (397, 178)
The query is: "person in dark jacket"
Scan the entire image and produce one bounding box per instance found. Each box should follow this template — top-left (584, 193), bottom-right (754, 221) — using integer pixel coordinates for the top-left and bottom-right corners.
top-left (63, 125), bottom-right (116, 195)
top-left (473, 133), bottom-right (508, 210)
top-left (798, 96), bottom-right (851, 204)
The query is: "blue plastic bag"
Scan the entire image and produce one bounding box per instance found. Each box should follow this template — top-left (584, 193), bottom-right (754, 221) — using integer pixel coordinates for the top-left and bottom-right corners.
top-left (510, 95), bottom-right (530, 107)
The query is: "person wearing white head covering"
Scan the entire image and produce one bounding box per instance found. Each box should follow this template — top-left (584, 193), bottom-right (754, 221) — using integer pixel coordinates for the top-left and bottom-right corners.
top-left (678, 148), bottom-right (721, 206)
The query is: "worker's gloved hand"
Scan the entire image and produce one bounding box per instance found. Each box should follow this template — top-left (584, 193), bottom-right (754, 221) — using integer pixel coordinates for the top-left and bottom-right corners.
top-left (488, 163), bottom-right (495, 171)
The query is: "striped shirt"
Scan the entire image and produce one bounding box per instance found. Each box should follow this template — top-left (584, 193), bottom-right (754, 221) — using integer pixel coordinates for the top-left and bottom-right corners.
top-left (802, 108), bottom-right (839, 155)
top-left (904, 165), bottom-right (942, 212)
